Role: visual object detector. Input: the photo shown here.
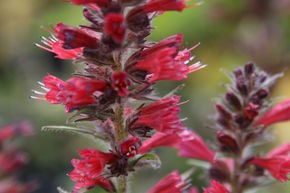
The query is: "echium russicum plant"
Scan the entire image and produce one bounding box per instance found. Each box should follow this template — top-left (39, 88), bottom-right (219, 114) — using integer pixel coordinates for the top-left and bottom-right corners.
top-left (32, 0), bottom-right (206, 193)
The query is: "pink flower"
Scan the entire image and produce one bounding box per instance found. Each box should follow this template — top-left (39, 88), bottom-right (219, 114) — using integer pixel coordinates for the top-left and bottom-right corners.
top-left (36, 36), bottom-right (83, 60)
top-left (254, 99), bottom-right (290, 127)
top-left (0, 122), bottom-right (34, 144)
top-left (147, 171), bottom-right (187, 193)
top-left (176, 130), bottom-right (216, 163)
top-left (249, 143), bottom-right (290, 182)
top-left (40, 75), bottom-right (108, 113)
top-left (138, 132), bottom-right (181, 154)
top-left (203, 180), bottom-right (230, 193)
top-left (131, 96), bottom-right (185, 134)
top-left (0, 178), bottom-right (38, 193)
top-left (55, 23), bottom-right (99, 49)
top-left (111, 72), bottom-right (131, 97)
top-left (105, 13), bottom-right (126, 44)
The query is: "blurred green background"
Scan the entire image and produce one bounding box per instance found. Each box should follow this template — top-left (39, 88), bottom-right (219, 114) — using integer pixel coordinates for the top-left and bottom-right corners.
top-left (0, 0), bottom-right (289, 192)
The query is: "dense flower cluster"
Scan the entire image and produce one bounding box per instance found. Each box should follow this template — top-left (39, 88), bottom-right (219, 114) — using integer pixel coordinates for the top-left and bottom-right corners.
top-left (173, 63), bottom-right (290, 193)
top-left (33, 0), bottom-right (204, 193)
top-left (0, 122), bottom-right (38, 193)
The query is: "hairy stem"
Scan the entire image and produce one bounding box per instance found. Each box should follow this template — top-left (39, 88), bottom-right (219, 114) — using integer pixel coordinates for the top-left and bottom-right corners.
top-left (114, 103), bottom-right (128, 193)
top-left (117, 175), bottom-right (127, 193)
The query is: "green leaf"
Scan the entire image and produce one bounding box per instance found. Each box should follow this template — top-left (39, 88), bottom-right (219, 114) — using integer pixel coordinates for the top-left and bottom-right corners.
top-left (41, 125), bottom-right (109, 141)
top-left (164, 84), bottom-right (185, 98)
top-left (57, 187), bottom-right (70, 193)
top-left (130, 153), bottom-right (161, 169)
top-left (187, 159), bottom-right (211, 169)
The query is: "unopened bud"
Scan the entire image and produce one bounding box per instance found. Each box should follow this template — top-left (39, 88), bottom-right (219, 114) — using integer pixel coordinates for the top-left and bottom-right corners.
top-left (244, 62), bottom-right (255, 77)
top-left (234, 68), bottom-right (243, 79)
top-left (225, 92), bottom-right (242, 110)
top-left (217, 131), bottom-right (239, 153)
top-left (216, 104), bottom-right (232, 120)
top-left (209, 160), bottom-right (231, 182)
top-left (256, 88), bottom-right (268, 99)
top-left (236, 79), bottom-right (248, 96)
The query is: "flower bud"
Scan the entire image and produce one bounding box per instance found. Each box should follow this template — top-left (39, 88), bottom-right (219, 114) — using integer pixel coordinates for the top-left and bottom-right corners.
top-left (256, 88), bottom-right (268, 99)
top-left (236, 79), bottom-right (248, 96)
top-left (216, 104), bottom-right (232, 120)
top-left (217, 131), bottom-right (239, 153)
top-left (234, 68), bottom-right (243, 79)
top-left (209, 160), bottom-right (231, 182)
top-left (244, 62), bottom-right (255, 77)
top-left (225, 92), bottom-right (242, 110)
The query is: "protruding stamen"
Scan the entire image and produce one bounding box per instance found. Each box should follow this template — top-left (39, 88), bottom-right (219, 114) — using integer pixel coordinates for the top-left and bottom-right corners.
top-left (31, 90), bottom-right (46, 95)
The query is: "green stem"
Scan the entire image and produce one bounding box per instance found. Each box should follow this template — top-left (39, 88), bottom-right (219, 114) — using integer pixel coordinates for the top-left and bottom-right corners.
top-left (113, 103), bottom-right (128, 193)
top-left (117, 175), bottom-right (127, 193)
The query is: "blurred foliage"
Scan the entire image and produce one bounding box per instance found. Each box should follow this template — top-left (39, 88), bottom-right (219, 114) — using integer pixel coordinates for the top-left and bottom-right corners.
top-left (0, 0), bottom-right (289, 193)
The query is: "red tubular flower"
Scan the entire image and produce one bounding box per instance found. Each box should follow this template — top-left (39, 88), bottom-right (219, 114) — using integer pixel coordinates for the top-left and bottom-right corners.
top-left (132, 96), bottom-right (185, 134)
top-left (144, 0), bottom-right (187, 12)
top-left (138, 132), bottom-right (181, 154)
top-left (140, 34), bottom-right (183, 57)
top-left (267, 143), bottom-right (290, 158)
top-left (188, 188), bottom-right (199, 193)
top-left (132, 45), bottom-right (203, 83)
top-left (0, 150), bottom-right (28, 173)
top-left (41, 75), bottom-right (108, 113)
top-left (118, 137), bottom-right (140, 158)
top-left (105, 13), bottom-right (126, 44)
top-left (203, 180), bottom-right (230, 193)
top-left (249, 157), bottom-right (290, 182)
top-left (68, 0), bottom-right (111, 7)
top-left (55, 23), bottom-right (99, 49)
top-left (147, 171), bottom-right (186, 193)
top-left (176, 130), bottom-right (216, 163)
top-left (254, 99), bottom-right (290, 127)
top-left (70, 148), bottom-right (114, 190)
top-left (36, 36), bottom-right (83, 60)
top-left (249, 143), bottom-right (290, 182)
top-left (70, 137), bottom-right (140, 190)
top-left (111, 72), bottom-right (131, 97)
